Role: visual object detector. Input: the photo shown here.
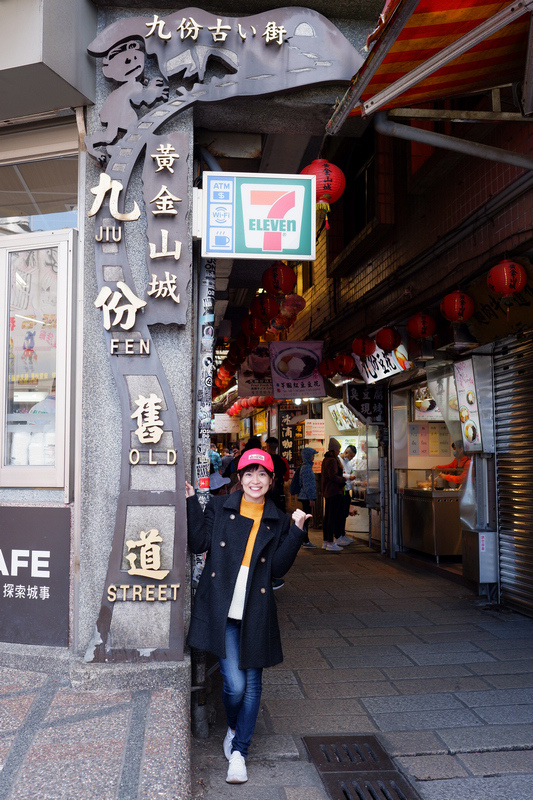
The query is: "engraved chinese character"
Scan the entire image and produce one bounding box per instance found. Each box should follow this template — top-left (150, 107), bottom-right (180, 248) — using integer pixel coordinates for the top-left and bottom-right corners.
top-left (208, 18), bottom-right (231, 42)
top-left (131, 393), bottom-right (165, 444)
top-left (27, 586), bottom-right (38, 600)
top-left (95, 282), bottom-right (147, 331)
top-left (149, 229), bottom-right (182, 260)
top-left (177, 17), bottom-right (203, 40)
top-left (147, 272), bottom-right (180, 303)
top-left (88, 174), bottom-right (140, 221)
top-left (149, 186), bottom-right (182, 215)
top-left (151, 144), bottom-right (179, 173)
top-left (15, 585), bottom-right (26, 599)
top-left (3, 584), bottom-right (14, 598)
top-left (39, 586), bottom-right (50, 600)
top-left (145, 14), bottom-right (171, 40)
top-left (262, 22), bottom-right (287, 45)
top-left (125, 528), bottom-right (169, 580)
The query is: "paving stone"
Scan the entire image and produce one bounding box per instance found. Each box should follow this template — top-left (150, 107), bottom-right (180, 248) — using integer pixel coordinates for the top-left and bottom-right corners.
top-left (271, 715), bottom-right (377, 735)
top-left (263, 669), bottom-right (298, 685)
top-left (398, 641), bottom-right (482, 655)
top-left (454, 687), bottom-right (533, 707)
top-left (484, 674), bottom-right (533, 689)
top-left (362, 693), bottom-right (463, 714)
top-left (297, 667), bottom-right (387, 683)
top-left (324, 652), bottom-right (413, 668)
top-left (264, 698), bottom-right (365, 717)
top-left (302, 681), bottom-right (399, 699)
top-left (475, 705), bottom-right (533, 724)
top-left (383, 664), bottom-right (473, 680)
top-left (251, 734), bottom-right (300, 761)
top-left (285, 788), bottom-right (329, 800)
top-left (431, 724), bottom-right (533, 753)
top-left (459, 749), bottom-right (533, 775)
top-left (289, 614), bottom-right (365, 630)
top-left (394, 676), bottom-right (488, 694)
top-left (395, 754), bottom-right (468, 780)
top-left (345, 634), bottom-right (422, 646)
top-left (353, 612), bottom-right (430, 628)
top-left (407, 651), bottom-right (495, 666)
top-left (371, 709), bottom-right (482, 731)
top-left (262, 684), bottom-right (305, 700)
top-left (484, 647), bottom-right (533, 661)
top-left (378, 730), bottom-right (447, 757)
top-left (415, 775), bottom-right (533, 800)
top-left (468, 659), bottom-right (533, 675)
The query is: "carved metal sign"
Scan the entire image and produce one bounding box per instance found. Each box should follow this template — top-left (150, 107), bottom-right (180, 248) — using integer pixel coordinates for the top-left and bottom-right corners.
top-left (85, 7), bottom-right (360, 663)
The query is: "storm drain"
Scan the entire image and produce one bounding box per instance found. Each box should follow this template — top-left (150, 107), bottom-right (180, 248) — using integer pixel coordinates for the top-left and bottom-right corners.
top-left (303, 736), bottom-right (423, 800)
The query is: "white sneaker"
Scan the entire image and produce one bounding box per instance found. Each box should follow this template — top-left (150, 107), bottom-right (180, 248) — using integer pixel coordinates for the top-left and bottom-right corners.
top-left (223, 727), bottom-right (235, 760)
top-left (322, 541), bottom-right (328, 549)
top-left (335, 535), bottom-right (353, 546)
top-left (226, 751), bottom-right (248, 783)
top-left (325, 542), bottom-right (343, 552)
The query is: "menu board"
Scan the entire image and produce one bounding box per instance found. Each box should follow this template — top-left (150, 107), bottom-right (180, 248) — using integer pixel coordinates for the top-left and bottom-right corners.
top-left (408, 423), bottom-right (451, 456)
top-left (454, 359), bottom-right (483, 453)
top-left (304, 419), bottom-right (325, 439)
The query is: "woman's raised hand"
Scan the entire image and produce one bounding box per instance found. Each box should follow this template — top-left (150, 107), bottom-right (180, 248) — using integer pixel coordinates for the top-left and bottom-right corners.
top-left (292, 508), bottom-right (312, 530)
top-left (185, 481), bottom-right (195, 498)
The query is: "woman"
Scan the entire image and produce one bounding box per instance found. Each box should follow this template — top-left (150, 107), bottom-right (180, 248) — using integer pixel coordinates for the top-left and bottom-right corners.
top-left (298, 446), bottom-right (318, 548)
top-left (185, 449), bottom-right (310, 784)
top-left (320, 437), bottom-right (349, 551)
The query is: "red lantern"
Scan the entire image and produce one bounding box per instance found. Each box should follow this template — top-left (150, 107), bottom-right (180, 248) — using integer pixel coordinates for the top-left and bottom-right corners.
top-left (241, 315), bottom-right (265, 337)
top-left (375, 327), bottom-right (401, 352)
top-left (262, 263), bottom-right (297, 296)
top-left (249, 295), bottom-right (280, 319)
top-left (487, 259), bottom-right (527, 303)
top-left (214, 376), bottom-right (224, 388)
top-left (300, 159), bottom-right (346, 210)
top-left (352, 337), bottom-right (376, 358)
top-left (334, 353), bottom-right (356, 375)
top-left (240, 398), bottom-right (250, 409)
top-left (318, 358), bottom-right (336, 378)
top-left (407, 312), bottom-right (436, 340)
top-left (440, 291), bottom-right (475, 323)
top-left (264, 396), bottom-right (274, 405)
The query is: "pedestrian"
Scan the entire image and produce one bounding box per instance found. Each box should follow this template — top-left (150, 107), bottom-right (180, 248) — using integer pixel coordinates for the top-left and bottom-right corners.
top-left (185, 449), bottom-right (310, 784)
top-left (210, 441), bottom-right (222, 473)
top-left (298, 446), bottom-right (318, 548)
top-left (320, 437), bottom-right (350, 551)
top-left (336, 445), bottom-right (357, 546)
top-left (220, 447), bottom-right (233, 477)
top-left (265, 436), bottom-right (289, 513)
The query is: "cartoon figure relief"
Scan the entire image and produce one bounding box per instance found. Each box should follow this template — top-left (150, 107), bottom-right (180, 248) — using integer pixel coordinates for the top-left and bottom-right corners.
top-left (85, 38), bottom-right (169, 163)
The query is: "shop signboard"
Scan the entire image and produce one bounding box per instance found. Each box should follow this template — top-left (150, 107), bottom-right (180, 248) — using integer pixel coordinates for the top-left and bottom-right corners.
top-left (345, 383), bottom-right (387, 426)
top-left (269, 341), bottom-right (325, 399)
top-left (353, 343), bottom-right (412, 384)
top-left (279, 409), bottom-right (304, 469)
top-left (328, 401), bottom-right (359, 431)
top-left (238, 344), bottom-right (273, 397)
top-left (213, 414), bottom-right (239, 433)
top-left (0, 507), bottom-right (70, 646)
top-left (254, 410), bottom-right (268, 434)
top-left (454, 359), bottom-right (483, 453)
top-left (202, 173), bottom-right (315, 260)
top-left (304, 419), bottom-right (325, 440)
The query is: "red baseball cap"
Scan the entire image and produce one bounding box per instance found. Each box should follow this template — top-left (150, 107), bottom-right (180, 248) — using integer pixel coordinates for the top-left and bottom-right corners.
top-left (237, 448), bottom-right (274, 473)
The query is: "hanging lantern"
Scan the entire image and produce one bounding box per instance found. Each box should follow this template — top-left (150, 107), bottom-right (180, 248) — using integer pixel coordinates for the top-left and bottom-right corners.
top-left (241, 315), bottom-right (266, 337)
top-left (300, 159), bottom-right (346, 228)
top-left (318, 358), bottom-right (336, 378)
top-left (440, 291), bottom-right (475, 323)
top-left (375, 327), bottom-right (401, 352)
top-left (487, 260), bottom-right (527, 318)
top-left (264, 396), bottom-right (274, 405)
top-left (280, 293), bottom-right (307, 317)
top-left (407, 312), bottom-right (436, 340)
top-left (249, 294), bottom-right (280, 319)
top-left (334, 353), bottom-right (356, 375)
top-left (262, 263), bottom-right (297, 296)
top-left (352, 337), bottom-right (376, 358)
top-left (214, 376), bottom-right (224, 388)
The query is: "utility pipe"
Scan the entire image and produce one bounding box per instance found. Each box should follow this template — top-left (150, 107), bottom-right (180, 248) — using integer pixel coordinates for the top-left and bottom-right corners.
top-left (374, 111), bottom-right (533, 172)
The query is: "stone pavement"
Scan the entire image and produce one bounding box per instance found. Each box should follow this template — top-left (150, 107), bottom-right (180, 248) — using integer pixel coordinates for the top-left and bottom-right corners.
top-left (191, 529), bottom-right (533, 800)
top-left (1, 529), bottom-right (533, 799)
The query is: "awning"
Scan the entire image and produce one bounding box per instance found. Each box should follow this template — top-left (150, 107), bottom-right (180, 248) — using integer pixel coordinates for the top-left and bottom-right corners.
top-left (327, 0), bottom-right (533, 134)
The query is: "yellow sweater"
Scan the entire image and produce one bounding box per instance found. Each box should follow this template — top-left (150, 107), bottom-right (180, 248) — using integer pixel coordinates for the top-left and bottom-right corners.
top-left (227, 497), bottom-right (264, 619)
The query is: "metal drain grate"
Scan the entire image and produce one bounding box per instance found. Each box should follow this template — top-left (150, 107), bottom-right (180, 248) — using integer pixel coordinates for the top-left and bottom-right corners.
top-left (303, 735), bottom-right (395, 773)
top-left (321, 772), bottom-right (422, 800)
top-left (302, 736), bottom-right (423, 800)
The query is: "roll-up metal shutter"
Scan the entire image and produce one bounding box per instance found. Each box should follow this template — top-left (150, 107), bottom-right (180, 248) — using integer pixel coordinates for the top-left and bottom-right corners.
top-left (494, 331), bottom-right (533, 614)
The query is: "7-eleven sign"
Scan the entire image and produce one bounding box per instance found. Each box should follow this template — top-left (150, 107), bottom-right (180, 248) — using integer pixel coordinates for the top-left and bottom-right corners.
top-left (202, 172), bottom-right (316, 260)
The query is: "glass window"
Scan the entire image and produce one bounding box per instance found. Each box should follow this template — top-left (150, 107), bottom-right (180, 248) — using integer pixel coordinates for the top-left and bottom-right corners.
top-left (0, 231), bottom-right (73, 488)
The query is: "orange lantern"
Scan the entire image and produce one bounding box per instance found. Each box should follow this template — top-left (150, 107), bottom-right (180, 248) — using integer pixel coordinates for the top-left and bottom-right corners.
top-left (334, 353), bottom-right (356, 375)
top-left (318, 358), bottom-right (336, 378)
top-left (375, 327), bottom-right (401, 352)
top-left (352, 337), bottom-right (376, 358)
top-left (440, 291), bottom-right (475, 323)
top-left (249, 295), bottom-right (280, 319)
top-left (261, 263), bottom-right (296, 296)
top-left (407, 312), bottom-right (436, 340)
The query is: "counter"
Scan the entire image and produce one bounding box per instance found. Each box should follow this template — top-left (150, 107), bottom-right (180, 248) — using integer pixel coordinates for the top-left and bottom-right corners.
top-left (400, 488), bottom-right (461, 561)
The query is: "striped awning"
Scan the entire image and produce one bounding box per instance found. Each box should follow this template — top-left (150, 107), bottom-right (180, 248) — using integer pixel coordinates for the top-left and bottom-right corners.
top-left (328, 0), bottom-right (533, 132)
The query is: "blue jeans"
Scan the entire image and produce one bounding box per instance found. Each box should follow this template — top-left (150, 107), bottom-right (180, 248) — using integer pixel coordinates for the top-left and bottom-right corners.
top-left (219, 619), bottom-right (263, 758)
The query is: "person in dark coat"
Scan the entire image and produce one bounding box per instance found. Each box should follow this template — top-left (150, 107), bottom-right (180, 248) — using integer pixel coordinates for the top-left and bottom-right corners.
top-left (185, 449), bottom-right (309, 785)
top-left (320, 437), bottom-right (348, 551)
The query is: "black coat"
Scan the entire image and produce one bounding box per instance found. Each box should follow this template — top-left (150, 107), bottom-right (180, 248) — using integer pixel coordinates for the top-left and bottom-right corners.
top-left (186, 490), bottom-right (304, 669)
